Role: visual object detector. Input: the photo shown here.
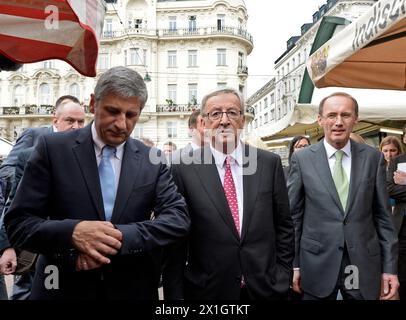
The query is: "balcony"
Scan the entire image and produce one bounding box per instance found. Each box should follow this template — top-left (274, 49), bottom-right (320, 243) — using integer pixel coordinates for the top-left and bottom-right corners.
top-left (159, 26), bottom-right (253, 45)
top-left (101, 25), bottom-right (253, 47)
top-left (101, 28), bottom-right (157, 40)
top-left (156, 104), bottom-right (200, 113)
top-left (237, 65), bottom-right (248, 79)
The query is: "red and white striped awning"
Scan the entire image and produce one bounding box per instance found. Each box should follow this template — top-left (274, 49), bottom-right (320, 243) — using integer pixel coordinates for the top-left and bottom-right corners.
top-left (0, 0), bottom-right (105, 77)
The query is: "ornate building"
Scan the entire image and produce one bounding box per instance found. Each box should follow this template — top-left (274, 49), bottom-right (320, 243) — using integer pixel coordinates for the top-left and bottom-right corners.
top-left (246, 0), bottom-right (377, 161)
top-left (0, 0), bottom-right (254, 147)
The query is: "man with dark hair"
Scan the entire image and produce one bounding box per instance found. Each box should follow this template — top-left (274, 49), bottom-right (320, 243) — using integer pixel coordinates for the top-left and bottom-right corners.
top-left (289, 92), bottom-right (398, 300)
top-left (171, 109), bottom-right (206, 165)
top-left (4, 66), bottom-right (189, 300)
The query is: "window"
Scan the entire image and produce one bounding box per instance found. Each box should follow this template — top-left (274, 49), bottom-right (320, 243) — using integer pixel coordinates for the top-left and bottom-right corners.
top-left (292, 57), bottom-right (296, 69)
top-left (217, 82), bottom-right (226, 88)
top-left (69, 83), bottom-right (80, 99)
top-left (265, 113), bottom-right (269, 123)
top-left (264, 97), bottom-right (268, 109)
top-left (167, 121), bottom-right (177, 138)
top-left (188, 84), bottom-right (197, 104)
top-left (128, 48), bottom-right (145, 65)
top-left (188, 50), bottom-right (197, 67)
top-left (188, 16), bottom-right (196, 31)
top-left (132, 125), bottom-right (143, 139)
top-left (43, 61), bottom-right (53, 69)
top-left (270, 109), bottom-right (275, 121)
top-left (98, 53), bottom-right (109, 70)
top-left (298, 53), bottom-right (301, 64)
top-left (39, 83), bottom-right (51, 105)
top-left (168, 50), bottom-right (177, 68)
top-left (169, 16), bottom-right (177, 31)
top-left (167, 84), bottom-right (177, 103)
top-left (270, 93), bottom-right (275, 104)
top-left (238, 52), bottom-right (243, 68)
top-left (12, 85), bottom-right (24, 106)
top-left (217, 14), bottom-right (225, 31)
top-left (134, 19), bottom-right (142, 29)
top-left (217, 49), bottom-right (226, 66)
top-left (104, 18), bottom-right (112, 37)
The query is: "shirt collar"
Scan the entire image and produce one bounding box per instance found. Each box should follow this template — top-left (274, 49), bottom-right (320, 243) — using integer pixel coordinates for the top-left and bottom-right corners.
top-left (91, 122), bottom-right (125, 160)
top-left (210, 141), bottom-right (243, 168)
top-left (323, 138), bottom-right (351, 159)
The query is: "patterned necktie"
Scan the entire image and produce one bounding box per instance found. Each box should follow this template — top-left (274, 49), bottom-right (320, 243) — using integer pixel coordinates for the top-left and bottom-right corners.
top-left (332, 150), bottom-right (349, 211)
top-left (99, 146), bottom-right (116, 221)
top-left (223, 156), bottom-right (240, 235)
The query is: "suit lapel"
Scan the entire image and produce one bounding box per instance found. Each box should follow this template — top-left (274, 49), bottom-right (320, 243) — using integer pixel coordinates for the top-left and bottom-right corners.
top-left (111, 139), bottom-right (141, 223)
top-left (72, 125), bottom-right (105, 220)
top-left (194, 147), bottom-right (240, 241)
top-left (345, 141), bottom-right (365, 217)
top-left (310, 141), bottom-right (344, 214)
top-left (241, 144), bottom-right (260, 242)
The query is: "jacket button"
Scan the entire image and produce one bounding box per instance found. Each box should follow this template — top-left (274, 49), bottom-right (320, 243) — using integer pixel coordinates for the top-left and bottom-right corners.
top-left (339, 246), bottom-right (344, 251)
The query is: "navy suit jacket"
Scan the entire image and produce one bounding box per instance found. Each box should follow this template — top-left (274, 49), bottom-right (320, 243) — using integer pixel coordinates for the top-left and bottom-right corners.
top-left (4, 124), bottom-right (190, 299)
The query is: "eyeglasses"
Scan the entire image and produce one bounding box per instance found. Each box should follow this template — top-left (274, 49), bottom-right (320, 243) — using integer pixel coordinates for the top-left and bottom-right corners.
top-left (204, 110), bottom-right (242, 121)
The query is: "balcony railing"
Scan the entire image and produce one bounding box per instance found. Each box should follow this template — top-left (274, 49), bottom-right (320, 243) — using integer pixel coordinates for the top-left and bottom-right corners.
top-left (1, 105), bottom-right (91, 115)
top-left (237, 66), bottom-right (248, 75)
top-left (101, 26), bottom-right (253, 44)
top-left (158, 26), bottom-right (253, 44)
top-left (156, 104), bottom-right (200, 112)
top-left (155, 104), bottom-right (255, 117)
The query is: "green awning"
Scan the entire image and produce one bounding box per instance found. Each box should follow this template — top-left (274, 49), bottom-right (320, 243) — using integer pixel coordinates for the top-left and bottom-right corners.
top-left (298, 16), bottom-right (349, 104)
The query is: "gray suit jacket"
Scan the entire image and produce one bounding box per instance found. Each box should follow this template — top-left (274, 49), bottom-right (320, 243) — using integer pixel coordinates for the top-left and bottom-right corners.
top-left (288, 140), bottom-right (398, 300)
top-left (387, 153), bottom-right (406, 234)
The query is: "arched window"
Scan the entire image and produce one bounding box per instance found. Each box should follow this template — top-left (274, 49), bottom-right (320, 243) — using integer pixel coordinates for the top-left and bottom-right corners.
top-left (39, 83), bottom-right (51, 105)
top-left (69, 83), bottom-right (80, 99)
top-left (12, 85), bottom-right (24, 106)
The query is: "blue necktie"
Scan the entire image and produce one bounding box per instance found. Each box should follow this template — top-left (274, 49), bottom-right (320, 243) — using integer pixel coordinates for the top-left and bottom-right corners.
top-left (99, 146), bottom-right (116, 221)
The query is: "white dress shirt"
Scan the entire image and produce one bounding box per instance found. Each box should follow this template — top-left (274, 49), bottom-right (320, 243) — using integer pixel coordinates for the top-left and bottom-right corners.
top-left (210, 142), bottom-right (244, 232)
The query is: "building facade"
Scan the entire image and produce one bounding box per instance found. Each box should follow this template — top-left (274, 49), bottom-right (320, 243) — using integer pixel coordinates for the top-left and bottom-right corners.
top-left (246, 0), bottom-right (377, 162)
top-left (0, 0), bottom-right (254, 148)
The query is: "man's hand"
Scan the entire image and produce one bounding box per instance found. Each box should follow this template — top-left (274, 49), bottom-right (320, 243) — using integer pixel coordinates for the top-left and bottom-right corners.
top-left (72, 221), bottom-right (122, 265)
top-left (75, 253), bottom-right (104, 271)
top-left (0, 247), bottom-right (17, 275)
top-left (380, 273), bottom-right (399, 300)
top-left (393, 170), bottom-right (406, 185)
top-left (292, 269), bottom-right (302, 294)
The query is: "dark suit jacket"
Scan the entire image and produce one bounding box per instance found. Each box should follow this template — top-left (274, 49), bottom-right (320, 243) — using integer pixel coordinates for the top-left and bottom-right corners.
top-left (288, 140), bottom-right (398, 300)
top-left (387, 153), bottom-right (406, 234)
top-left (0, 126), bottom-right (52, 180)
top-left (0, 147), bottom-right (34, 252)
top-left (4, 124), bottom-right (190, 300)
top-left (164, 145), bottom-right (294, 300)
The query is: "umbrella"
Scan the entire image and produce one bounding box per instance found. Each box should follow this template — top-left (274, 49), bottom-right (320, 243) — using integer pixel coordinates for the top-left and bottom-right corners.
top-left (307, 0), bottom-right (406, 90)
top-left (0, 0), bottom-right (105, 77)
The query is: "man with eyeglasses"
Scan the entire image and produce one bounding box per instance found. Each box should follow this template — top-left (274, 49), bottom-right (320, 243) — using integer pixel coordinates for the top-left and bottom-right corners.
top-left (164, 88), bottom-right (294, 300)
top-left (288, 92), bottom-right (398, 300)
top-left (387, 123), bottom-right (406, 300)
